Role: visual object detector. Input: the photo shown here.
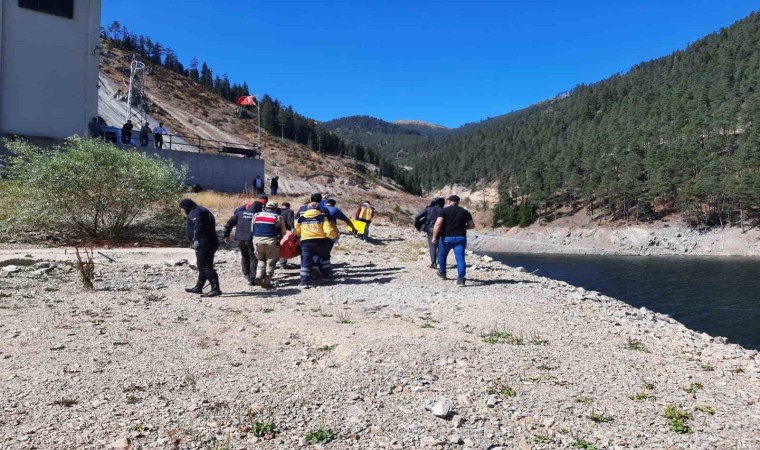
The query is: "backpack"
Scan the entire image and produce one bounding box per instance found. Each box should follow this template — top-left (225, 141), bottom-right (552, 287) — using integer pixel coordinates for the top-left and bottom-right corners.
top-left (414, 212), bottom-right (427, 232)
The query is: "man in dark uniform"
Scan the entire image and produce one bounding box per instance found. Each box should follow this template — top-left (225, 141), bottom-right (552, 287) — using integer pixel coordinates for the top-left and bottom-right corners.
top-left (180, 198), bottom-right (222, 297)
top-left (223, 202), bottom-right (258, 286)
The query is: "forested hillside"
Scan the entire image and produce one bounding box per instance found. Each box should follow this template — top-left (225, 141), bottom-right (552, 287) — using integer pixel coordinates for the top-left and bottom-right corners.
top-left (393, 120), bottom-right (449, 136)
top-left (324, 115), bottom-right (441, 161)
top-left (411, 12), bottom-right (760, 228)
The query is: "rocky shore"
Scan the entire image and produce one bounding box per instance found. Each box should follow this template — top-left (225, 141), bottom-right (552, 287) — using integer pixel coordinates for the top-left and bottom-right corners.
top-left (0, 225), bottom-right (758, 449)
top-left (470, 223), bottom-right (760, 257)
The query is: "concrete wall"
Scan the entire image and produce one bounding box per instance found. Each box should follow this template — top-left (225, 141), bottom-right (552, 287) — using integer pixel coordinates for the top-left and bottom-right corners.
top-left (140, 149), bottom-right (265, 193)
top-left (0, 0), bottom-right (101, 140)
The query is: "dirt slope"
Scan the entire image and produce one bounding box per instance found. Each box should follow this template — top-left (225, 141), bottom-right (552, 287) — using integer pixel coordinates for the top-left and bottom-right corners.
top-left (98, 46), bottom-right (426, 221)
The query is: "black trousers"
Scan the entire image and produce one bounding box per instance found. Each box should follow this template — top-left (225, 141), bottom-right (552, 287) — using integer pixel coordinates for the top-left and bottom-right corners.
top-left (238, 241), bottom-right (258, 280)
top-left (140, 134), bottom-right (149, 146)
top-left (194, 240), bottom-right (219, 286)
top-left (155, 134), bottom-right (163, 148)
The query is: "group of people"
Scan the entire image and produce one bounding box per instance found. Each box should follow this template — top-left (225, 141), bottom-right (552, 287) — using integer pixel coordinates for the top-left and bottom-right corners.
top-left (121, 120), bottom-right (168, 148)
top-left (415, 195), bottom-right (475, 286)
top-left (253, 175), bottom-right (279, 196)
top-left (178, 192), bottom-right (377, 297)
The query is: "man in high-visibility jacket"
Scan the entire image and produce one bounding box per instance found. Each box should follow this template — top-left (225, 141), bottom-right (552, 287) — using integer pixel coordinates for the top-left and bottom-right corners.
top-left (355, 200), bottom-right (375, 241)
top-left (295, 203), bottom-right (338, 288)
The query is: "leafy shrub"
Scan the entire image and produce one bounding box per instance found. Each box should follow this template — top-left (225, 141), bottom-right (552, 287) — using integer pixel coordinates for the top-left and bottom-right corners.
top-left (0, 137), bottom-right (186, 239)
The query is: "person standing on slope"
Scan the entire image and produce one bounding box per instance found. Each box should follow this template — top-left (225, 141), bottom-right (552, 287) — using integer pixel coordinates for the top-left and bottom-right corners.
top-left (223, 201), bottom-right (258, 286)
top-left (295, 203), bottom-right (337, 288)
top-left (139, 122), bottom-right (151, 147)
top-left (431, 195), bottom-right (475, 287)
top-left (252, 201), bottom-right (287, 288)
top-left (415, 196), bottom-right (445, 268)
top-left (253, 175), bottom-right (265, 195)
top-left (270, 176), bottom-right (279, 196)
top-left (153, 121), bottom-right (167, 148)
top-left (121, 120), bottom-right (134, 144)
top-left (355, 200), bottom-right (375, 241)
top-left (180, 198), bottom-right (222, 297)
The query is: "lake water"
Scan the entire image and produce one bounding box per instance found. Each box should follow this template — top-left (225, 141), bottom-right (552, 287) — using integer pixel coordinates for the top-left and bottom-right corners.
top-left (482, 252), bottom-right (760, 350)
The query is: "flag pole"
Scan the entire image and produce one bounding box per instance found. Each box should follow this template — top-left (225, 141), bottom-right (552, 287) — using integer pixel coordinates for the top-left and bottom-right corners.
top-left (257, 93), bottom-right (261, 148)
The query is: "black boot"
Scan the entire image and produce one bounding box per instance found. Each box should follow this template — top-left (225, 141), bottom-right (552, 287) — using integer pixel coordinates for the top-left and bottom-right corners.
top-left (185, 272), bottom-right (206, 294)
top-left (202, 270), bottom-right (222, 297)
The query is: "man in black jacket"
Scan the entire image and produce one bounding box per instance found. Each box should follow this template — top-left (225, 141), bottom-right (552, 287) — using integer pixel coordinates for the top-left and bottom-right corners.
top-left (180, 198), bottom-right (222, 297)
top-left (415, 196), bottom-right (445, 269)
top-left (223, 202), bottom-right (258, 285)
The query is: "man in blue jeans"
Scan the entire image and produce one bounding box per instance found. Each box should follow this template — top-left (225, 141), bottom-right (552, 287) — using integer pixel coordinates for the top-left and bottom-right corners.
top-left (431, 195), bottom-right (475, 287)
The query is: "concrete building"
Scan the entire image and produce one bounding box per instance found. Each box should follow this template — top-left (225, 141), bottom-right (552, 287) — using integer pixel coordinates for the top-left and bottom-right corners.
top-left (0, 0), bottom-right (101, 142)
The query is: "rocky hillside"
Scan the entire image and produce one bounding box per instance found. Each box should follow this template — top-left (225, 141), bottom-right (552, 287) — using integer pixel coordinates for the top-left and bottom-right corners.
top-left (98, 46), bottom-right (425, 221)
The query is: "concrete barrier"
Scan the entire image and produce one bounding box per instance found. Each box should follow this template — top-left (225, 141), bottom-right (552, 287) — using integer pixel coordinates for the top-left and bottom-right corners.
top-left (139, 148), bottom-right (264, 193)
top-left (1, 135), bottom-right (263, 192)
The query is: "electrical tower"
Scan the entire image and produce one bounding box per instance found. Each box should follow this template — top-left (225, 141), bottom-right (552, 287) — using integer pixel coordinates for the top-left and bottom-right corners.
top-left (125, 56), bottom-right (147, 125)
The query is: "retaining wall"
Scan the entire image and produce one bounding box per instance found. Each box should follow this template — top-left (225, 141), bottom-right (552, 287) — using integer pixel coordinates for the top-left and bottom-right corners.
top-left (140, 148), bottom-right (264, 193)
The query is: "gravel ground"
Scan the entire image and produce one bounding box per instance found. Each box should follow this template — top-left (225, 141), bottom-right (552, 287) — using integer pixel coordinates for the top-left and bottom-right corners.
top-left (0, 225), bottom-right (758, 450)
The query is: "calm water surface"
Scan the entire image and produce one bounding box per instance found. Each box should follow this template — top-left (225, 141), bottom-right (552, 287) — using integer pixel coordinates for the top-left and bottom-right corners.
top-left (482, 252), bottom-right (760, 350)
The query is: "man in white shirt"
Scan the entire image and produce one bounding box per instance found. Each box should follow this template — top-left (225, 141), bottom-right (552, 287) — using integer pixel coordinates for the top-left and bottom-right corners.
top-left (153, 122), bottom-right (167, 148)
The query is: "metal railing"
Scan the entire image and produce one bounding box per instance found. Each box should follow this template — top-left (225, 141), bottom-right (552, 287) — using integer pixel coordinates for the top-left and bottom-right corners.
top-left (105, 127), bottom-right (261, 158)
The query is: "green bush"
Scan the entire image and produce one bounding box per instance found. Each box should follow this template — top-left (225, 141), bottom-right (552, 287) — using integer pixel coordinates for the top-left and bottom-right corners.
top-left (0, 137), bottom-right (186, 239)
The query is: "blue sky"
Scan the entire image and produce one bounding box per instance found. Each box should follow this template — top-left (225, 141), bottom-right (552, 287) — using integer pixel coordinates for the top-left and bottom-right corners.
top-left (102, 1), bottom-right (758, 128)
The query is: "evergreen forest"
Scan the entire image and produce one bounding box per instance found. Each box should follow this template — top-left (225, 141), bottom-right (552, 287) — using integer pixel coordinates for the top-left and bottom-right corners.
top-left (324, 115), bottom-right (439, 161)
top-left (408, 13), bottom-right (760, 229)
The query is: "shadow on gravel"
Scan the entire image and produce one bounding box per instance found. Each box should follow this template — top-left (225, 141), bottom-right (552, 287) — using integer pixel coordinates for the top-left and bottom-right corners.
top-left (372, 238), bottom-right (405, 243)
top-left (361, 238), bottom-right (386, 246)
top-left (466, 279), bottom-right (538, 286)
top-left (221, 289), bottom-right (301, 298)
top-left (339, 277), bottom-right (395, 285)
top-left (332, 262), bottom-right (376, 269)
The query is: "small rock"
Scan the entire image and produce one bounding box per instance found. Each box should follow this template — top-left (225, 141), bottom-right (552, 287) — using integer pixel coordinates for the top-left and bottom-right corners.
top-left (108, 437), bottom-right (130, 450)
top-left (1, 265), bottom-right (20, 274)
top-left (431, 400), bottom-right (453, 418)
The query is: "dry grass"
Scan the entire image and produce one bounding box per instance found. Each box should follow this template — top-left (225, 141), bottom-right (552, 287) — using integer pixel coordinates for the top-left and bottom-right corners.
top-left (189, 191), bottom-right (250, 211)
top-left (189, 191), bottom-right (303, 215)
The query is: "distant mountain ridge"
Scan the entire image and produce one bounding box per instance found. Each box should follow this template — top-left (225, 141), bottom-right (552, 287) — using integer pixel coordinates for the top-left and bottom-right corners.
top-left (324, 115), bottom-right (449, 161)
top-left (392, 120), bottom-right (449, 135)
top-left (324, 115), bottom-right (421, 136)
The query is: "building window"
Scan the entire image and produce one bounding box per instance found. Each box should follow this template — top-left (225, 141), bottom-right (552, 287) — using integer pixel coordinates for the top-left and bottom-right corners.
top-left (18, 0), bottom-right (74, 19)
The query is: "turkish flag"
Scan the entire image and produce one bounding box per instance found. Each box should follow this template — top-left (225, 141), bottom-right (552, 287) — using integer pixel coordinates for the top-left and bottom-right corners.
top-left (236, 95), bottom-right (257, 106)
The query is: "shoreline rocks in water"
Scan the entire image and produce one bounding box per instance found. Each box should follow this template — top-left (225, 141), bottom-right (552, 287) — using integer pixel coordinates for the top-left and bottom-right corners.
top-left (0, 225), bottom-right (757, 448)
top-left (471, 223), bottom-right (760, 257)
